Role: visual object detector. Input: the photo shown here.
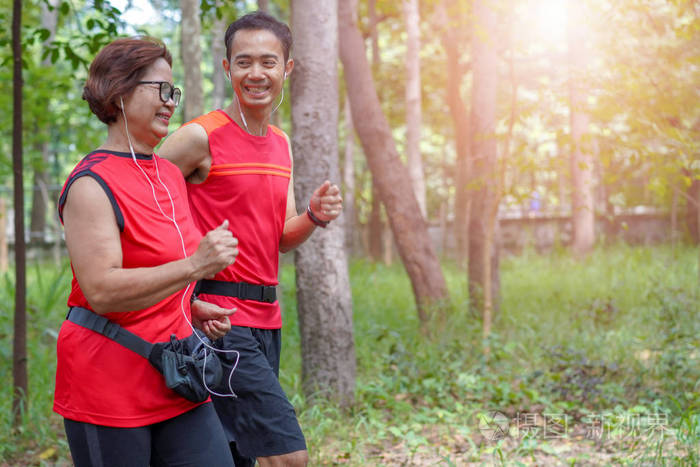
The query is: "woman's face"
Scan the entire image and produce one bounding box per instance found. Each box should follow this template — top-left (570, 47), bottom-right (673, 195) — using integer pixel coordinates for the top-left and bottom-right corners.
top-left (119, 57), bottom-right (175, 151)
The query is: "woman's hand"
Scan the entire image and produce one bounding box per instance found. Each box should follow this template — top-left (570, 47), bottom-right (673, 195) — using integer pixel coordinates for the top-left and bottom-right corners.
top-left (188, 220), bottom-right (239, 281)
top-left (191, 299), bottom-right (235, 340)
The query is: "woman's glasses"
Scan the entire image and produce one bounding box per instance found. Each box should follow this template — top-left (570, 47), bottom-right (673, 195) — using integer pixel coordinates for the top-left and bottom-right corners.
top-left (138, 81), bottom-right (182, 106)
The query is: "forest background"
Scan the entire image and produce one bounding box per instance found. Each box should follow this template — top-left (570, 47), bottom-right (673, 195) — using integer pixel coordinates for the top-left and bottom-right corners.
top-left (1, 0), bottom-right (699, 465)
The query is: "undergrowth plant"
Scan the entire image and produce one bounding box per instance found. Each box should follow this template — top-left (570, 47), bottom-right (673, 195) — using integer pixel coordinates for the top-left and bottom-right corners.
top-left (1, 245), bottom-right (698, 465)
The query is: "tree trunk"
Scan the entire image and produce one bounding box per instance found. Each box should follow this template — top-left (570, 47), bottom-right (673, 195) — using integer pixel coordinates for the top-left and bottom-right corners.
top-left (290, 0), bottom-right (355, 407)
top-left (467, 0), bottom-right (500, 326)
top-left (211, 0), bottom-right (226, 111)
top-left (30, 0), bottom-right (59, 244)
top-left (339, 0), bottom-right (449, 322)
top-left (29, 143), bottom-right (49, 243)
top-left (258, 0), bottom-right (269, 12)
top-left (0, 199), bottom-right (7, 272)
top-left (343, 97), bottom-right (357, 255)
top-left (403, 0), bottom-right (426, 218)
top-left (366, 0), bottom-right (384, 262)
top-left (12, 0), bottom-right (27, 427)
top-left (687, 178), bottom-right (700, 243)
top-left (671, 183), bottom-right (679, 245)
top-left (181, 0), bottom-right (204, 122)
top-left (438, 0), bottom-right (470, 268)
top-left (567, 2), bottom-right (595, 256)
top-left (368, 182), bottom-right (383, 260)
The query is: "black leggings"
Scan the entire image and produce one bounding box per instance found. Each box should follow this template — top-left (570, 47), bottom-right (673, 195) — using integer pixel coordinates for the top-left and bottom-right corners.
top-left (64, 403), bottom-right (234, 467)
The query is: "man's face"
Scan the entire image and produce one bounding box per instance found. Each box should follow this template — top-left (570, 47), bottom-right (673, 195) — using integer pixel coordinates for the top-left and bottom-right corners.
top-left (224, 28), bottom-right (290, 112)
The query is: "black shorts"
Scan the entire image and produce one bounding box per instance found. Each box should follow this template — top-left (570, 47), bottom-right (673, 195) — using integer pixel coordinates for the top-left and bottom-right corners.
top-left (64, 403), bottom-right (233, 467)
top-left (211, 326), bottom-right (307, 463)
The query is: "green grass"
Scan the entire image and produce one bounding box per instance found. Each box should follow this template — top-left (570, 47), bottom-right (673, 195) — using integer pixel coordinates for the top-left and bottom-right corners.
top-left (1, 244), bottom-right (699, 465)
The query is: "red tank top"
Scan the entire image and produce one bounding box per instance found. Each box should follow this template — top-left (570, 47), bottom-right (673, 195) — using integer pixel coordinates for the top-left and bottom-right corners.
top-left (185, 110), bottom-right (291, 329)
top-left (54, 150), bottom-right (203, 427)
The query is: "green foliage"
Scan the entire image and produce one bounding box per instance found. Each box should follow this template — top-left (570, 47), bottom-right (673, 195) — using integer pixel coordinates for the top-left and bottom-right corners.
top-left (1, 245), bottom-right (698, 464)
top-left (285, 245), bottom-right (698, 464)
top-left (0, 260), bottom-right (71, 463)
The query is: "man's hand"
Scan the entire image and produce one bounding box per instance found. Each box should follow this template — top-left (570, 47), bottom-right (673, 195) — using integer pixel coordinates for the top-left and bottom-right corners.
top-left (191, 299), bottom-right (235, 340)
top-left (309, 181), bottom-right (343, 222)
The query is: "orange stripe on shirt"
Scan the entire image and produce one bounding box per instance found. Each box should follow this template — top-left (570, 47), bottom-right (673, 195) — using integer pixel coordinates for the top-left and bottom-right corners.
top-left (210, 163), bottom-right (291, 173)
top-left (208, 169), bottom-right (291, 178)
top-left (269, 125), bottom-right (288, 140)
top-left (184, 110), bottom-right (230, 135)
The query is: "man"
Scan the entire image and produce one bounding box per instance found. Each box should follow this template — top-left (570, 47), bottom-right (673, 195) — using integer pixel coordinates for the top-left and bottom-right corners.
top-left (159, 10), bottom-right (342, 467)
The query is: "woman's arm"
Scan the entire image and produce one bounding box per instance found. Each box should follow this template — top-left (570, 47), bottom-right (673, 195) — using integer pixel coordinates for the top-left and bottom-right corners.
top-left (63, 176), bottom-right (237, 315)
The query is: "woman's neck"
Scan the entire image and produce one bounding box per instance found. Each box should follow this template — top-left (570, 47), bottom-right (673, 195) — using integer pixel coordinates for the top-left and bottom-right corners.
top-left (101, 124), bottom-right (154, 155)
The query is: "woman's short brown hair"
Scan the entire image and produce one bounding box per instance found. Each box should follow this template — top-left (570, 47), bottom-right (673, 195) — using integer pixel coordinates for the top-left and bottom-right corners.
top-left (83, 37), bottom-right (172, 124)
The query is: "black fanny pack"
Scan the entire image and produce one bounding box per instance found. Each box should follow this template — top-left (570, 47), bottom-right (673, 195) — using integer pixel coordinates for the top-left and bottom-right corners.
top-left (66, 306), bottom-right (222, 403)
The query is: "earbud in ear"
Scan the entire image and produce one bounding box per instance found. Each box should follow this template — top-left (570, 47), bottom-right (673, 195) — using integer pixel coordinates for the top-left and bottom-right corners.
top-left (283, 71), bottom-right (287, 80)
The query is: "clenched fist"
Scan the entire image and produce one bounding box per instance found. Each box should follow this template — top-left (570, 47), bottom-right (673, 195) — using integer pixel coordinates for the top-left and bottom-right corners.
top-left (188, 220), bottom-right (238, 281)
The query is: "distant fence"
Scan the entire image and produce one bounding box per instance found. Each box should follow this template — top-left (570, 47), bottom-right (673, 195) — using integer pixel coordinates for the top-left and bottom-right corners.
top-left (428, 208), bottom-right (675, 255)
top-left (0, 196), bottom-right (685, 268)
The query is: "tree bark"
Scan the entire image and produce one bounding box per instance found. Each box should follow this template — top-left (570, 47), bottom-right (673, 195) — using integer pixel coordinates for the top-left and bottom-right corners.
top-left (403, 0), bottom-right (426, 217)
top-left (467, 0), bottom-right (500, 325)
top-left (368, 184), bottom-right (383, 260)
top-left (567, 2), bottom-right (596, 256)
top-left (258, 0), bottom-right (269, 12)
top-left (0, 199), bottom-right (7, 272)
top-left (29, 0), bottom-right (59, 243)
top-left (366, 0), bottom-right (384, 262)
top-left (211, 0), bottom-right (226, 111)
top-left (291, 0), bottom-right (355, 407)
top-left (339, 0), bottom-right (449, 321)
top-left (12, 0), bottom-right (27, 427)
top-left (181, 0), bottom-right (204, 122)
top-left (687, 178), bottom-right (700, 243)
top-left (438, 0), bottom-right (470, 268)
top-left (343, 97), bottom-right (357, 255)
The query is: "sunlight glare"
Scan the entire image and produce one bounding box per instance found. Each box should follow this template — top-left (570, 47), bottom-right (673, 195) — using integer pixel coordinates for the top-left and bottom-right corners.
top-left (533, 0), bottom-right (569, 46)
top-left (110, 0), bottom-right (158, 27)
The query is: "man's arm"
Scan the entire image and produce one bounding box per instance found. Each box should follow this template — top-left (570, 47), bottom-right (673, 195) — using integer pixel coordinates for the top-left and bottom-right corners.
top-left (158, 123), bottom-right (211, 182)
top-left (279, 145), bottom-right (343, 253)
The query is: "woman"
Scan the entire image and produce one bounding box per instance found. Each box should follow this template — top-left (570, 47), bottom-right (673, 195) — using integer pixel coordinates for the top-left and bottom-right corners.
top-left (54, 37), bottom-right (237, 466)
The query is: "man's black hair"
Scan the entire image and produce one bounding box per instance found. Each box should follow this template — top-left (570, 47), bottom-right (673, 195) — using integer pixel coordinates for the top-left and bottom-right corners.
top-left (225, 11), bottom-right (292, 63)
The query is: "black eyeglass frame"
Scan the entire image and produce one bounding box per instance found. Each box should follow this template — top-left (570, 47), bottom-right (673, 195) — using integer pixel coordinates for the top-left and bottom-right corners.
top-left (137, 81), bottom-right (181, 106)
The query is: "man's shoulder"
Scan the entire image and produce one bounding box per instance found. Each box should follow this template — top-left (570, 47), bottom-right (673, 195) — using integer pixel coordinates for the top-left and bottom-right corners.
top-left (269, 124), bottom-right (289, 142)
top-left (184, 110), bottom-right (231, 137)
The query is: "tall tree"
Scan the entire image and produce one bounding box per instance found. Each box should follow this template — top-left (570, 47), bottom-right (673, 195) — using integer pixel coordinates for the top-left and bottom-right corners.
top-left (12, 0), bottom-right (27, 426)
top-left (211, 0), bottom-right (226, 110)
top-left (437, 0), bottom-right (470, 267)
top-left (403, 0), bottom-right (426, 217)
top-left (467, 0), bottom-right (499, 336)
top-left (29, 0), bottom-right (59, 243)
top-left (567, 1), bottom-right (595, 256)
top-left (366, 0), bottom-right (384, 262)
top-left (291, 0), bottom-right (355, 406)
top-left (343, 96), bottom-right (357, 255)
top-left (339, 0), bottom-right (449, 322)
top-left (181, 0), bottom-right (204, 121)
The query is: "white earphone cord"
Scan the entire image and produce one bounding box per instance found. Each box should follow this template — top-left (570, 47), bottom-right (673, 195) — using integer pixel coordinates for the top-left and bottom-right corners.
top-left (120, 97), bottom-right (239, 398)
top-left (228, 70), bottom-right (285, 136)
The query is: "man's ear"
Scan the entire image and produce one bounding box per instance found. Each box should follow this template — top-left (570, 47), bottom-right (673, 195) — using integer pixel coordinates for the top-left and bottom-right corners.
top-left (284, 59), bottom-right (294, 79)
top-left (222, 58), bottom-right (231, 80)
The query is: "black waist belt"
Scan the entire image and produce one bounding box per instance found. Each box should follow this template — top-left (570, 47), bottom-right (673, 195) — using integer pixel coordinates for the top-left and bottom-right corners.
top-left (195, 279), bottom-right (277, 304)
top-left (66, 306), bottom-right (154, 358)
